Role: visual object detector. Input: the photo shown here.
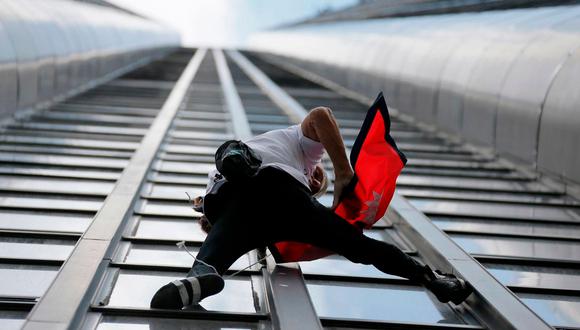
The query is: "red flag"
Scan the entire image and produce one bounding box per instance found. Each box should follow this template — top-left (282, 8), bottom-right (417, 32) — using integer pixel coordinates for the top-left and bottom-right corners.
top-left (271, 93), bottom-right (407, 263)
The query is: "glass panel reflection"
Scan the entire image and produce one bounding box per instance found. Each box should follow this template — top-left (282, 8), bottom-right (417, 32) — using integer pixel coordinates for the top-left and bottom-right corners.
top-left (300, 255), bottom-right (400, 280)
top-left (433, 216), bottom-right (580, 239)
top-left (0, 265), bottom-right (58, 298)
top-left (0, 238), bottom-right (74, 261)
top-left (155, 161), bottom-right (215, 174)
top-left (133, 217), bottom-right (206, 241)
top-left (410, 199), bottom-right (580, 222)
top-left (0, 311), bottom-right (27, 330)
top-left (520, 293), bottom-right (580, 328)
top-left (97, 316), bottom-right (259, 330)
top-left (124, 244), bottom-right (253, 271)
top-left (147, 185), bottom-right (206, 200)
top-left (451, 234), bottom-right (580, 261)
top-left (136, 201), bottom-right (202, 218)
top-left (0, 153), bottom-right (128, 169)
top-left (487, 266), bottom-right (580, 291)
top-left (149, 173), bottom-right (209, 186)
top-left (107, 271), bottom-right (258, 313)
top-left (0, 196), bottom-right (102, 212)
top-left (306, 280), bottom-right (463, 324)
top-left (0, 176), bottom-right (113, 195)
top-left (0, 211), bottom-right (91, 233)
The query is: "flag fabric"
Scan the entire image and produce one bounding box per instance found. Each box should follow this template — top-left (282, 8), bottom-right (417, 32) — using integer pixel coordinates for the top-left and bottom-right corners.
top-left (270, 92), bottom-right (407, 263)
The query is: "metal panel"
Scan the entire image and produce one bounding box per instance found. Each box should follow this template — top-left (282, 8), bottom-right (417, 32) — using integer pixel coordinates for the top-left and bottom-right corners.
top-left (13, 0), bottom-right (58, 104)
top-left (0, 0), bottom-right (179, 121)
top-left (436, 9), bottom-right (537, 134)
top-left (0, 16), bottom-right (18, 118)
top-left (380, 16), bottom-right (428, 109)
top-left (34, 0), bottom-right (72, 96)
top-left (395, 15), bottom-right (453, 120)
top-left (413, 11), bottom-right (513, 128)
top-left (0, 0), bottom-right (39, 110)
top-left (474, 11), bottom-right (570, 162)
top-left (463, 8), bottom-right (576, 151)
top-left (538, 45), bottom-right (580, 185)
top-left (494, 10), bottom-right (580, 164)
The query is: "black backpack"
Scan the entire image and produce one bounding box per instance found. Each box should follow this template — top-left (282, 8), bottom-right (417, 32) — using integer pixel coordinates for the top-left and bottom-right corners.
top-left (215, 140), bottom-right (262, 182)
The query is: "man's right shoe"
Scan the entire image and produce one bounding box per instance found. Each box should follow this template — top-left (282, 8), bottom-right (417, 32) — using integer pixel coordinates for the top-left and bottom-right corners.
top-left (422, 266), bottom-right (473, 305)
top-left (150, 273), bottom-right (224, 309)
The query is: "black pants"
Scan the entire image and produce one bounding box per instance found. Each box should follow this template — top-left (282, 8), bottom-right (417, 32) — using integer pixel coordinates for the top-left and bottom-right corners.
top-left (191, 167), bottom-right (424, 280)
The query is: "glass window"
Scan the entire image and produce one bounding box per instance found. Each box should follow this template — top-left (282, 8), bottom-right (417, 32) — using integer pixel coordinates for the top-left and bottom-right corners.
top-left (0, 165), bottom-right (120, 181)
top-left (246, 114), bottom-right (291, 124)
top-left (97, 316), bottom-right (259, 330)
top-left (135, 200), bottom-right (202, 218)
top-left (168, 138), bottom-right (224, 148)
top-left (487, 266), bottom-right (580, 292)
top-left (451, 234), bottom-right (580, 261)
top-left (163, 144), bottom-right (217, 155)
top-left (145, 185), bottom-right (206, 200)
top-left (0, 237), bottom-right (75, 261)
top-left (0, 195), bottom-right (102, 212)
top-left (0, 311), bottom-right (27, 330)
top-left (170, 131), bottom-right (233, 142)
top-left (363, 229), bottom-right (410, 251)
top-left (14, 122), bottom-right (147, 136)
top-left (123, 244), bottom-right (254, 271)
top-left (300, 255), bottom-right (400, 280)
top-left (149, 173), bottom-right (209, 186)
top-left (174, 119), bottom-right (228, 131)
top-left (397, 175), bottom-right (551, 193)
top-left (316, 195), bottom-right (332, 207)
top-left (0, 264), bottom-right (58, 298)
top-left (520, 293), bottom-right (580, 328)
top-left (0, 153), bottom-right (128, 169)
top-left (398, 187), bottom-right (574, 205)
top-left (0, 175), bottom-right (113, 196)
top-left (433, 216), bottom-right (580, 239)
top-left (0, 134), bottom-right (139, 150)
top-left (132, 217), bottom-right (206, 241)
top-left (155, 161), bottom-right (214, 175)
top-left (0, 211), bottom-right (91, 233)
top-left (410, 199), bottom-right (580, 222)
top-left (177, 110), bottom-right (228, 121)
top-left (107, 270), bottom-right (259, 313)
top-left (0, 144), bottom-right (133, 159)
top-left (306, 280), bottom-right (464, 325)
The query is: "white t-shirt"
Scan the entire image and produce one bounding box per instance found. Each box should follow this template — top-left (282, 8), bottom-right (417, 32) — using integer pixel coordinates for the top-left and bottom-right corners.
top-left (205, 125), bottom-right (324, 193)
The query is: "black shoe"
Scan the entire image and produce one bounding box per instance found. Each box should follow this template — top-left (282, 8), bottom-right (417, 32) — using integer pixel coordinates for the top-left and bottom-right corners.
top-left (150, 273), bottom-right (224, 309)
top-left (423, 266), bottom-right (473, 305)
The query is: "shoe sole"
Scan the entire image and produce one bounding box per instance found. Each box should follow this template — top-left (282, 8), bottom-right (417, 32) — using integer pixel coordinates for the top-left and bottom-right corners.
top-left (451, 279), bottom-right (474, 305)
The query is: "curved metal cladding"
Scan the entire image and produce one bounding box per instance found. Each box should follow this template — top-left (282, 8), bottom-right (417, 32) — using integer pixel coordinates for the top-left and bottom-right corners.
top-left (0, 0), bottom-right (180, 119)
top-left (247, 5), bottom-right (580, 185)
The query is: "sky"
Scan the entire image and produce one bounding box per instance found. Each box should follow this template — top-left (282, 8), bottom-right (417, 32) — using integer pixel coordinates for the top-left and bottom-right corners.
top-left (108, 0), bottom-right (357, 48)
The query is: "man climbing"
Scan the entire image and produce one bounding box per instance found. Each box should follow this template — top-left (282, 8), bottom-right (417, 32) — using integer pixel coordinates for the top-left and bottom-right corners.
top-left (150, 93), bottom-right (473, 309)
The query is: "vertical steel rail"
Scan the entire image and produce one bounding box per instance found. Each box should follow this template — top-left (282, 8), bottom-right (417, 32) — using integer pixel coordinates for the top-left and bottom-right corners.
top-left (388, 195), bottom-right (553, 330)
top-left (22, 49), bottom-right (208, 330)
top-left (228, 49), bottom-right (554, 330)
top-left (217, 48), bottom-right (322, 330)
top-left (228, 51), bottom-right (307, 123)
top-left (213, 49), bottom-right (253, 140)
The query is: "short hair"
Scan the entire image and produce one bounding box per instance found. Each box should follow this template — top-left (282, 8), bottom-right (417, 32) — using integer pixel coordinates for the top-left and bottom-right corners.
top-left (312, 168), bottom-right (329, 199)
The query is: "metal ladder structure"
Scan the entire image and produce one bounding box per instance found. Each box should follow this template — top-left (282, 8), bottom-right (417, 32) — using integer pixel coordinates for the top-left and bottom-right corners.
top-left (0, 48), bottom-right (577, 330)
